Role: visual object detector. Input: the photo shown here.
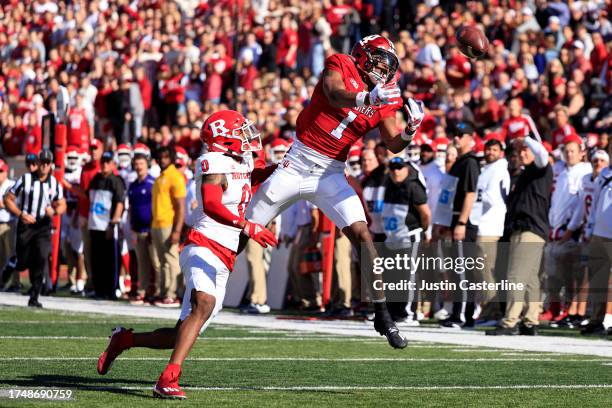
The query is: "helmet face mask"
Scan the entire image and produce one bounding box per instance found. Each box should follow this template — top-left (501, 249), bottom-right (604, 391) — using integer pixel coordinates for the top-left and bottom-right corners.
top-left (352, 35), bottom-right (399, 86)
top-left (202, 110), bottom-right (262, 158)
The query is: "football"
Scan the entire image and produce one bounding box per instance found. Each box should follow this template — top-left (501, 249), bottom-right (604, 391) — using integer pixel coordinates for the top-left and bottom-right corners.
top-left (456, 25), bottom-right (489, 59)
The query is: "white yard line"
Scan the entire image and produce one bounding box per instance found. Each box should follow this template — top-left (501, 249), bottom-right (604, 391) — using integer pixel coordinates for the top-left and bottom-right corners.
top-left (0, 357), bottom-right (606, 362)
top-left (67, 384), bottom-right (612, 391)
top-left (1, 293), bottom-right (611, 357)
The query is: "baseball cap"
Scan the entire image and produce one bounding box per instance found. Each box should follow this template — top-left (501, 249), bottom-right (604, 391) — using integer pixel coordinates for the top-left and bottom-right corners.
top-left (38, 149), bottom-right (54, 163)
top-left (592, 150), bottom-right (610, 163)
top-left (388, 156), bottom-right (407, 170)
top-left (452, 122), bottom-right (476, 137)
top-left (549, 16), bottom-right (560, 25)
top-left (90, 138), bottom-right (103, 149)
top-left (101, 151), bottom-right (115, 162)
top-left (572, 40), bottom-right (584, 49)
top-left (25, 153), bottom-right (38, 165)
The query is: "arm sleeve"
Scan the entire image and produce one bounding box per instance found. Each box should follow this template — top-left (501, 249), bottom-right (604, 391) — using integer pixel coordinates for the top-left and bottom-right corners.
top-left (567, 191), bottom-right (585, 231)
top-left (9, 175), bottom-right (24, 196)
top-left (463, 159), bottom-right (480, 193)
top-left (411, 183), bottom-right (428, 206)
top-left (524, 136), bottom-right (549, 168)
top-left (201, 183), bottom-right (242, 227)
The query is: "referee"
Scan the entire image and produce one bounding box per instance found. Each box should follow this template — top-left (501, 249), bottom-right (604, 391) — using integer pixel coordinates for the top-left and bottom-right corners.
top-left (4, 150), bottom-right (66, 307)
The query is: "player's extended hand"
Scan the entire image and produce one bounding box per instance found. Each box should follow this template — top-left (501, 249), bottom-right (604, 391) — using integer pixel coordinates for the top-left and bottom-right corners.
top-left (369, 82), bottom-right (401, 106)
top-left (243, 220), bottom-right (278, 248)
top-left (404, 98), bottom-right (425, 134)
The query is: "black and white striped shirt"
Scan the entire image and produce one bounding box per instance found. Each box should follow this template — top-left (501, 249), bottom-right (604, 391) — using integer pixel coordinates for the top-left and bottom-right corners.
top-left (9, 172), bottom-right (64, 222)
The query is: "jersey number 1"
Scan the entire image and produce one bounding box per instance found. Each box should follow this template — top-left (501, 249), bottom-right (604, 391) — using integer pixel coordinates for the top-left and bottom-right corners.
top-left (331, 111), bottom-right (357, 139)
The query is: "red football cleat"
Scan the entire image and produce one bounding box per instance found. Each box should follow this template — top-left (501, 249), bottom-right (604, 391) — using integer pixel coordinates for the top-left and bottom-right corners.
top-left (97, 327), bottom-right (134, 375)
top-left (153, 367), bottom-right (186, 399)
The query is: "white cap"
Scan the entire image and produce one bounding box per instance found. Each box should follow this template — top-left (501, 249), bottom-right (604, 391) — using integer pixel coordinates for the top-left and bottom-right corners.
top-left (592, 149), bottom-right (610, 163)
top-left (549, 16), bottom-right (560, 24)
top-left (241, 48), bottom-right (254, 63)
top-left (573, 40), bottom-right (585, 49)
top-left (32, 94), bottom-right (43, 105)
top-left (522, 7), bottom-right (533, 16)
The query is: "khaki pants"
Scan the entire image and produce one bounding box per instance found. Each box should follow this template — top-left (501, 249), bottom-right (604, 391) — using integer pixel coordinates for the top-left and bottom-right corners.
top-left (333, 231), bottom-right (352, 309)
top-left (0, 222), bottom-right (18, 286)
top-left (475, 236), bottom-right (500, 304)
top-left (80, 218), bottom-right (92, 290)
top-left (288, 225), bottom-right (319, 307)
top-left (134, 231), bottom-right (160, 297)
top-left (587, 235), bottom-right (612, 324)
top-left (151, 226), bottom-right (180, 299)
top-left (246, 238), bottom-right (267, 305)
top-left (501, 231), bottom-right (545, 328)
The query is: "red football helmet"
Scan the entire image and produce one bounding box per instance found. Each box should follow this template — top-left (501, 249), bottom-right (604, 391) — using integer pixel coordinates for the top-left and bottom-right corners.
top-left (175, 146), bottom-right (189, 168)
top-left (200, 110), bottom-right (262, 156)
top-left (351, 35), bottom-right (399, 85)
top-left (133, 143), bottom-right (151, 159)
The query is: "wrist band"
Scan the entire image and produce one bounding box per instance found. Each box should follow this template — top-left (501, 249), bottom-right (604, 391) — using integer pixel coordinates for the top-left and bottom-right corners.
top-left (355, 91), bottom-right (368, 107)
top-left (400, 128), bottom-right (415, 142)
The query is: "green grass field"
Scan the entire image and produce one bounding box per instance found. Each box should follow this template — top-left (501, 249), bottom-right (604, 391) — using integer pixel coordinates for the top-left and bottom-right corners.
top-left (0, 305), bottom-right (611, 407)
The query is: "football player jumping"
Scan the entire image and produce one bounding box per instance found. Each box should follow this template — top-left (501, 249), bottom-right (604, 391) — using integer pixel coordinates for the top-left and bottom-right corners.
top-left (242, 35), bottom-right (424, 349)
top-left (96, 110), bottom-right (278, 399)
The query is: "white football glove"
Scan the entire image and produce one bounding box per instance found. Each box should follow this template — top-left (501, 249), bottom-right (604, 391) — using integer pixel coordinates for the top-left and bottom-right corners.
top-left (405, 98), bottom-right (425, 133)
top-left (368, 82), bottom-right (401, 106)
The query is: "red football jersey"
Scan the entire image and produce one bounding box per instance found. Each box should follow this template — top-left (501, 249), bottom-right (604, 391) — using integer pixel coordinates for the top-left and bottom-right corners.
top-left (500, 114), bottom-right (541, 142)
top-left (551, 124), bottom-right (578, 149)
top-left (296, 54), bottom-right (400, 161)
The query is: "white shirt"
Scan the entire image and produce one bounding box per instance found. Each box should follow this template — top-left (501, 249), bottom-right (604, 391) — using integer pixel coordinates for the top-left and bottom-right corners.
top-left (0, 178), bottom-right (15, 223)
top-left (295, 200), bottom-right (317, 227)
top-left (419, 160), bottom-right (444, 215)
top-left (470, 158), bottom-right (510, 237)
top-left (549, 161), bottom-right (592, 237)
top-left (587, 167), bottom-right (612, 239)
top-left (568, 172), bottom-right (598, 239)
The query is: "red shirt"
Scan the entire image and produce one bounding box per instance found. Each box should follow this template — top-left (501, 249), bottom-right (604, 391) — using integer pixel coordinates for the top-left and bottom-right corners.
top-left (296, 54), bottom-right (400, 161)
top-left (24, 125), bottom-right (42, 155)
top-left (446, 54), bottom-right (471, 89)
top-left (500, 114), bottom-right (540, 142)
top-left (78, 160), bottom-right (100, 218)
top-left (162, 74), bottom-right (186, 104)
top-left (3, 126), bottom-right (26, 156)
top-left (239, 64), bottom-right (258, 91)
top-left (68, 108), bottom-right (90, 150)
top-left (138, 77), bottom-right (153, 110)
top-left (276, 28), bottom-right (298, 68)
top-left (551, 124), bottom-right (578, 148)
top-left (326, 5), bottom-right (352, 35)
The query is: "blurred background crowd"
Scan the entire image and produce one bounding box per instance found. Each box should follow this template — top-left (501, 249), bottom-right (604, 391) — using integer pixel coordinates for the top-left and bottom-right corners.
top-left (0, 0), bottom-right (611, 335)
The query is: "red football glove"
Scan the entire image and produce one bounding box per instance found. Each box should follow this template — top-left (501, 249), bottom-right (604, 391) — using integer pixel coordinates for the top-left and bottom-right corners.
top-left (243, 220), bottom-right (278, 248)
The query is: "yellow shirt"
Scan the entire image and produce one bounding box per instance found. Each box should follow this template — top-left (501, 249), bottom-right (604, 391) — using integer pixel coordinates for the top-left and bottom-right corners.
top-left (152, 164), bottom-right (186, 229)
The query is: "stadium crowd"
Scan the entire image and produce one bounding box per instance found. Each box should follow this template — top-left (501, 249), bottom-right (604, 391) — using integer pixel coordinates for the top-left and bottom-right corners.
top-left (0, 0), bottom-right (611, 335)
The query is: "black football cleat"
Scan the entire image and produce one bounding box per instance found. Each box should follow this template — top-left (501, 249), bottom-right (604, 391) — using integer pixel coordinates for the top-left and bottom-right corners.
top-left (374, 311), bottom-right (408, 349)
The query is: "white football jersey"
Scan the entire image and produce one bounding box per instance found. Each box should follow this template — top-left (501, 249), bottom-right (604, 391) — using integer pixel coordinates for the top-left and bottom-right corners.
top-left (568, 173), bottom-right (598, 240)
top-left (471, 158), bottom-right (510, 237)
top-left (588, 167), bottom-right (612, 239)
top-left (192, 152), bottom-right (254, 251)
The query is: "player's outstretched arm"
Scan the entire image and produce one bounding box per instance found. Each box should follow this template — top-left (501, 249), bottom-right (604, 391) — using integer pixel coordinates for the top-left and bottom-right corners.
top-left (323, 69), bottom-right (399, 109)
top-left (379, 98), bottom-right (425, 153)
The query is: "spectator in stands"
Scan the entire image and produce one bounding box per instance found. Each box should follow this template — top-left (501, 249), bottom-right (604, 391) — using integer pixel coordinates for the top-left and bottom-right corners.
top-left (151, 146), bottom-right (185, 307)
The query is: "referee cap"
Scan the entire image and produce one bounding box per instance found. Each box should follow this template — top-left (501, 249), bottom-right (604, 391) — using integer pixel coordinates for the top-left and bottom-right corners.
top-left (38, 149), bottom-right (54, 163)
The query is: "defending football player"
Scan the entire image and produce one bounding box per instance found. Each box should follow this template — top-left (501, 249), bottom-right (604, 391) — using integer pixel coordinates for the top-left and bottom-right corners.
top-left (96, 110), bottom-right (278, 399)
top-left (241, 35), bottom-right (424, 349)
